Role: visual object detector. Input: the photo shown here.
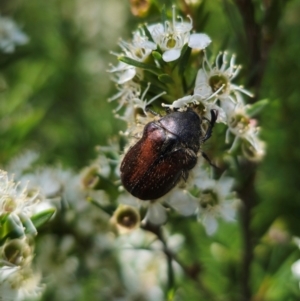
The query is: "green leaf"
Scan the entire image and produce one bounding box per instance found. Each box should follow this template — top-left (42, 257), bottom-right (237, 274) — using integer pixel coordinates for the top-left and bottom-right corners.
top-left (152, 51), bottom-right (162, 61)
top-left (0, 214), bottom-right (25, 241)
top-left (141, 24), bottom-right (155, 43)
top-left (178, 44), bottom-right (191, 75)
top-left (158, 74), bottom-right (174, 84)
top-left (246, 99), bottom-right (269, 117)
top-left (118, 56), bottom-right (162, 75)
top-left (22, 215), bottom-right (38, 235)
top-left (161, 5), bottom-right (167, 25)
top-left (31, 208), bottom-right (56, 229)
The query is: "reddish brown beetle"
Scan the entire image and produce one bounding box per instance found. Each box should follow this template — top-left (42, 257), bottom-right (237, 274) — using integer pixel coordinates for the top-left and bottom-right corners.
top-left (120, 109), bottom-right (217, 200)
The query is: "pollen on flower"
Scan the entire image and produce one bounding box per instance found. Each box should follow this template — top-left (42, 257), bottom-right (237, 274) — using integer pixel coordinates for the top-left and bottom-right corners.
top-left (199, 190), bottom-right (219, 209)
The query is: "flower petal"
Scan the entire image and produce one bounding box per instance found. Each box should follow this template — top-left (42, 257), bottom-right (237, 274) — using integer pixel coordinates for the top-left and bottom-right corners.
top-left (203, 214), bottom-right (218, 235)
top-left (188, 33), bottom-right (211, 49)
top-left (193, 68), bottom-right (213, 99)
top-left (117, 193), bottom-right (140, 208)
top-left (216, 176), bottom-right (234, 197)
top-left (166, 190), bottom-right (197, 216)
top-left (220, 202), bottom-right (236, 222)
top-left (162, 49), bottom-right (181, 62)
top-left (145, 202), bottom-right (167, 225)
top-left (117, 68), bottom-right (136, 84)
top-left (174, 21), bottom-right (192, 33)
top-left (162, 95), bottom-right (194, 110)
top-left (292, 260), bottom-right (300, 279)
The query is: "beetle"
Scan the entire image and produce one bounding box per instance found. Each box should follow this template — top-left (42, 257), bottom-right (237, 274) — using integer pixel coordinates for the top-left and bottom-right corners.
top-left (120, 108), bottom-right (217, 200)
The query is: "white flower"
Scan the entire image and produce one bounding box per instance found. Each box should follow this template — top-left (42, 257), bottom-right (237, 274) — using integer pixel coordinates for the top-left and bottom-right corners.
top-left (119, 29), bottom-right (157, 62)
top-left (194, 52), bottom-right (253, 105)
top-left (0, 267), bottom-right (44, 301)
top-left (162, 95), bottom-right (227, 124)
top-left (113, 83), bottom-right (166, 131)
top-left (0, 15), bottom-right (29, 53)
top-left (190, 166), bottom-right (239, 235)
top-left (117, 185), bottom-right (198, 226)
top-left (20, 167), bottom-right (63, 199)
top-left (108, 29), bottom-right (156, 85)
top-left (0, 170), bottom-right (40, 235)
top-left (6, 150), bottom-right (39, 179)
top-left (35, 234), bottom-right (81, 301)
top-left (225, 102), bottom-right (265, 159)
top-left (115, 228), bottom-right (183, 301)
top-left (0, 238), bottom-right (44, 301)
top-left (109, 80), bottom-right (141, 114)
top-left (108, 61), bottom-right (139, 85)
top-left (117, 192), bottom-right (167, 225)
top-left (148, 6), bottom-right (211, 62)
top-left (241, 136), bottom-right (266, 161)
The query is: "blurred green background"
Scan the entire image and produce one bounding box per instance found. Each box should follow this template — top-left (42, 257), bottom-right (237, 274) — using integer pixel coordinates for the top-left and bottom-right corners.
top-left (1, 0), bottom-right (300, 300)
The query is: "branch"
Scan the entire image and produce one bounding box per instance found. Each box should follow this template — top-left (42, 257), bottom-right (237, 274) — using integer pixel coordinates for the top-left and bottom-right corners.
top-left (237, 161), bottom-right (259, 301)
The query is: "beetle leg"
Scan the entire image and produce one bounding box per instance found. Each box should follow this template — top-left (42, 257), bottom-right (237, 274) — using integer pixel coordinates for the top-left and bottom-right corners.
top-left (200, 151), bottom-right (218, 169)
top-left (181, 169), bottom-right (189, 181)
top-left (201, 109), bottom-right (218, 143)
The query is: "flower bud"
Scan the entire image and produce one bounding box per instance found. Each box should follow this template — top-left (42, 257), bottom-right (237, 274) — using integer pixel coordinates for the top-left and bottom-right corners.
top-left (111, 205), bottom-right (140, 234)
top-left (81, 165), bottom-right (100, 190)
top-left (130, 0), bottom-right (151, 17)
top-left (1, 237), bottom-right (33, 267)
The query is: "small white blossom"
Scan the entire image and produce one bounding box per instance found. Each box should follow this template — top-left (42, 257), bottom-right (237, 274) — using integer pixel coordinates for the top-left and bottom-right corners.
top-left (148, 6), bottom-right (211, 62)
top-left (20, 167), bottom-right (63, 199)
top-left (0, 15), bottom-right (29, 53)
top-left (0, 238), bottom-right (44, 301)
top-left (116, 228), bottom-right (183, 301)
top-left (162, 95), bottom-right (227, 124)
top-left (0, 171), bottom-right (40, 228)
top-left (225, 102), bottom-right (265, 159)
top-left (35, 235), bottom-right (81, 301)
top-left (109, 80), bottom-right (141, 114)
top-left (194, 52), bottom-right (253, 105)
top-left (114, 85), bottom-right (166, 135)
top-left (108, 29), bottom-right (155, 86)
top-left (6, 150), bottom-right (39, 179)
top-left (108, 61), bottom-right (139, 85)
top-left (0, 267), bottom-right (44, 301)
top-left (119, 29), bottom-right (157, 62)
top-left (190, 166), bottom-right (239, 235)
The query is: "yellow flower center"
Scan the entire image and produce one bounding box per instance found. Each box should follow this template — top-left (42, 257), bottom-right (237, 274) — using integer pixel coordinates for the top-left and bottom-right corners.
top-left (229, 114), bottom-right (250, 134)
top-left (116, 207), bottom-right (140, 230)
top-left (199, 190), bottom-right (218, 209)
top-left (208, 74), bottom-right (228, 95)
top-left (2, 196), bottom-right (17, 212)
top-left (166, 35), bottom-right (177, 48)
